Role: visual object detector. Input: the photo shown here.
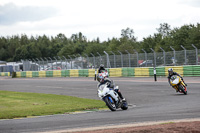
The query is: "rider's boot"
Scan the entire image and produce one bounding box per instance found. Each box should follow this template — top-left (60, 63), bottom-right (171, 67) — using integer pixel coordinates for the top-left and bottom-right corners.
top-left (122, 98), bottom-right (126, 102)
top-left (116, 89), bottom-right (125, 102)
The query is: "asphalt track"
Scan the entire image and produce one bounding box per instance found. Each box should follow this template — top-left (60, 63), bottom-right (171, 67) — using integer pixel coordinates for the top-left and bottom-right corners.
top-left (0, 76), bottom-right (200, 133)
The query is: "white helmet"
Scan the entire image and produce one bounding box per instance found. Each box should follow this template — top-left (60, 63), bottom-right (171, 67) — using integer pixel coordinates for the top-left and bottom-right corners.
top-left (168, 68), bottom-right (173, 75)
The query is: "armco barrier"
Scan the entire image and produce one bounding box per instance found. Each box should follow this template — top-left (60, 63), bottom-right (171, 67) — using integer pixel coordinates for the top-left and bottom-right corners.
top-left (26, 71), bottom-right (32, 78)
top-left (192, 66), bottom-right (200, 76)
top-left (88, 69), bottom-right (95, 77)
top-left (155, 67), bottom-right (165, 76)
top-left (16, 72), bottom-right (21, 78)
top-left (79, 69), bottom-right (89, 77)
top-left (70, 70), bottom-right (79, 77)
top-left (32, 71), bottom-right (39, 77)
top-left (183, 65), bottom-right (200, 76)
top-left (1, 65), bottom-right (200, 78)
top-left (62, 70), bottom-right (70, 77)
top-left (122, 68), bottom-right (134, 77)
top-left (165, 66), bottom-right (183, 77)
top-left (149, 67), bottom-right (165, 77)
top-left (109, 68), bottom-right (122, 77)
top-left (134, 67), bottom-right (150, 77)
top-left (46, 71), bottom-right (53, 77)
top-left (21, 71), bottom-right (26, 78)
top-left (53, 70), bottom-right (61, 77)
top-left (39, 71), bottom-right (46, 77)
top-left (0, 72), bottom-right (10, 76)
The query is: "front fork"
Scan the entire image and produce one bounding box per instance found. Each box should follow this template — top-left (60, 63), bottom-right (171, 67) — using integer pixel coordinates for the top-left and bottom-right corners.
top-left (181, 81), bottom-right (187, 92)
top-left (172, 81), bottom-right (186, 92)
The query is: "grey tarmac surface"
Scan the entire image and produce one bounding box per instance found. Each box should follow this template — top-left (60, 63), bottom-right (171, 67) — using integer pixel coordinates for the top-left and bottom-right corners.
top-left (0, 76), bottom-right (200, 133)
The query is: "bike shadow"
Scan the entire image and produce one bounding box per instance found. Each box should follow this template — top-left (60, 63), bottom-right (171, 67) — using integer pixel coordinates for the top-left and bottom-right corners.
top-left (171, 93), bottom-right (188, 96)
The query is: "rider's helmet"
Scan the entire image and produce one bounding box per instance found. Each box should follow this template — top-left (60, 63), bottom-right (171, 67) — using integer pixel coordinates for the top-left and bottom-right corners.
top-left (97, 73), bottom-right (105, 83)
top-left (100, 64), bottom-right (104, 68)
top-left (99, 64), bottom-right (106, 74)
top-left (168, 68), bottom-right (173, 75)
top-left (99, 64), bottom-right (104, 71)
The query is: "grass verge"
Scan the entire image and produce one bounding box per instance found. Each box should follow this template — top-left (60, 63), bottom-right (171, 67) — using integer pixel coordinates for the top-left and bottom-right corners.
top-left (0, 90), bottom-right (106, 119)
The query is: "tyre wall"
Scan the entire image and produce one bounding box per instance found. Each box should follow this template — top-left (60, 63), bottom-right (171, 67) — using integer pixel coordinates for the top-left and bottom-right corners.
top-left (1, 65), bottom-right (200, 78)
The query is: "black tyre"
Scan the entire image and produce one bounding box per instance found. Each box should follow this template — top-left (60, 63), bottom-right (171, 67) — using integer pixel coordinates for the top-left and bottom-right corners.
top-left (121, 101), bottom-right (128, 110)
top-left (179, 85), bottom-right (187, 95)
top-left (104, 96), bottom-right (117, 111)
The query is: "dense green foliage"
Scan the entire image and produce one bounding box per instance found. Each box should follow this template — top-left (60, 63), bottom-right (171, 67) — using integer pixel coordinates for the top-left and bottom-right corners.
top-left (0, 23), bottom-right (199, 62)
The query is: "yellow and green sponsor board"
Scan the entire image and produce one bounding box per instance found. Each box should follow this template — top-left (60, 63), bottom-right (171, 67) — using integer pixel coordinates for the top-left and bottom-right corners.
top-left (134, 67), bottom-right (150, 77)
top-left (70, 69), bottom-right (79, 77)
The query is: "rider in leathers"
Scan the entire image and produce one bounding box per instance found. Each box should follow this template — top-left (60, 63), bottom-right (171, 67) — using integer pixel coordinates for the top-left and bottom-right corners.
top-left (97, 65), bottom-right (125, 101)
top-left (167, 68), bottom-right (187, 91)
top-left (98, 64), bottom-right (106, 73)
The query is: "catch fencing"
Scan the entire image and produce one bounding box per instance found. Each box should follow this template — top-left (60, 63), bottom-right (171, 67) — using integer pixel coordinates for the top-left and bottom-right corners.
top-left (0, 46), bottom-right (200, 72)
top-left (25, 48), bottom-right (200, 71)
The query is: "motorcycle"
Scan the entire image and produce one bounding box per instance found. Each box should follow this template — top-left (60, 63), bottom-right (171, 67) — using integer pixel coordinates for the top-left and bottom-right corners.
top-left (170, 75), bottom-right (187, 95)
top-left (98, 84), bottom-right (128, 111)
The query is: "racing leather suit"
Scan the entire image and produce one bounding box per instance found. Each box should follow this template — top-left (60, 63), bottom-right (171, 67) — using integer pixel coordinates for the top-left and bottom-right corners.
top-left (98, 66), bottom-right (106, 73)
top-left (168, 72), bottom-right (186, 86)
top-left (97, 78), bottom-right (124, 100)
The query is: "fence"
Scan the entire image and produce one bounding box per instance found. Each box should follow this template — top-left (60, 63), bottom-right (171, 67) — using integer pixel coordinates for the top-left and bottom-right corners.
top-left (25, 48), bottom-right (200, 71)
top-left (0, 46), bottom-right (200, 72)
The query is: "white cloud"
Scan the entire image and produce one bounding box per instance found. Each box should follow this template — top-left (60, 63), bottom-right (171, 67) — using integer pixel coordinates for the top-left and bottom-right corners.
top-left (0, 3), bottom-right (57, 25)
top-left (0, 0), bottom-right (200, 41)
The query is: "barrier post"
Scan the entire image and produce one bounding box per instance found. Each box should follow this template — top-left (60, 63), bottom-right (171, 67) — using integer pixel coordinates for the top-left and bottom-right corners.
top-left (150, 48), bottom-right (157, 81)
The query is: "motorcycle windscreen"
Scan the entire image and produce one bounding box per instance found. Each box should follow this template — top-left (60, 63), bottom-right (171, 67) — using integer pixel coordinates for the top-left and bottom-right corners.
top-left (171, 75), bottom-right (180, 84)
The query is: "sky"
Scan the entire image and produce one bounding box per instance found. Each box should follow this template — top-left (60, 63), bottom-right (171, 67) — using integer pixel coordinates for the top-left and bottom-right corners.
top-left (0, 0), bottom-right (200, 42)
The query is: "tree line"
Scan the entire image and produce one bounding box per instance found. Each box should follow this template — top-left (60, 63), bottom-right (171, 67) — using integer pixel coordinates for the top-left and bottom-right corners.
top-left (0, 23), bottom-right (199, 62)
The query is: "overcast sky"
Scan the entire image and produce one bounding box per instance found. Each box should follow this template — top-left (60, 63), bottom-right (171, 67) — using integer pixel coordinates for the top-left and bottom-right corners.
top-left (0, 0), bottom-right (200, 41)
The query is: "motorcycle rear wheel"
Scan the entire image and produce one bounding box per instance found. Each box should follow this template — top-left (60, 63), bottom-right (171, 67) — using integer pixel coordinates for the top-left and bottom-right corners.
top-left (104, 96), bottom-right (117, 111)
top-left (121, 101), bottom-right (128, 110)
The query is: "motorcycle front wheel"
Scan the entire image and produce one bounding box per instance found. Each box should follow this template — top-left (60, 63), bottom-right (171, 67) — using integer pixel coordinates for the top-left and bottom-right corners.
top-left (104, 96), bottom-right (117, 111)
top-left (179, 84), bottom-right (187, 95)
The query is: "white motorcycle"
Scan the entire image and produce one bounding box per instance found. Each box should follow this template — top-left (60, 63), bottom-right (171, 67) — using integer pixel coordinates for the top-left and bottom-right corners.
top-left (98, 84), bottom-right (128, 111)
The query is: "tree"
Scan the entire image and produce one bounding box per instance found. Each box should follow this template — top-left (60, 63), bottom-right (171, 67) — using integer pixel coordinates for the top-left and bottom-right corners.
top-left (121, 27), bottom-right (136, 42)
top-left (187, 23), bottom-right (200, 48)
top-left (156, 23), bottom-right (171, 37)
top-left (0, 23), bottom-right (199, 62)
top-left (70, 32), bottom-right (87, 43)
top-left (58, 43), bottom-right (75, 57)
top-left (83, 42), bottom-right (106, 56)
top-left (13, 46), bottom-right (29, 61)
top-left (0, 48), bottom-right (8, 61)
top-left (37, 35), bottom-right (51, 57)
top-left (106, 38), bottom-right (120, 52)
top-left (7, 35), bottom-right (20, 61)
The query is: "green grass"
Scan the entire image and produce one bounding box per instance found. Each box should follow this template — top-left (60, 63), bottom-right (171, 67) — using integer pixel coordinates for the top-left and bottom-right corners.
top-left (0, 90), bottom-right (106, 119)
